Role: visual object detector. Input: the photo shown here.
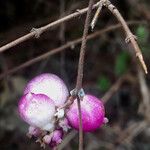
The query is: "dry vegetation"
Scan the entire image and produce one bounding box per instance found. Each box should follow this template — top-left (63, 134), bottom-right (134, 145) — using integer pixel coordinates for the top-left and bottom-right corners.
top-left (0, 0), bottom-right (150, 150)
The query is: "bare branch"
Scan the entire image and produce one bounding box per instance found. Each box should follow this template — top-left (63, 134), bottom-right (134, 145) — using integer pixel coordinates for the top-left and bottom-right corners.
top-left (115, 121), bottom-right (148, 148)
top-left (103, 0), bottom-right (147, 74)
top-left (102, 75), bottom-right (126, 103)
top-left (102, 73), bottom-right (136, 103)
top-left (138, 68), bottom-right (150, 120)
top-left (91, 1), bottom-right (103, 30)
top-left (75, 0), bottom-right (94, 149)
top-left (58, 130), bottom-right (77, 150)
top-left (0, 1), bottom-right (100, 53)
top-left (75, 0), bottom-right (94, 91)
top-left (0, 21), bottom-right (145, 80)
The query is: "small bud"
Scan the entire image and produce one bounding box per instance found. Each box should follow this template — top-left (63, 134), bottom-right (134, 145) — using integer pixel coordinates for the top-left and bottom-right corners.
top-left (27, 126), bottom-right (41, 138)
top-left (43, 130), bottom-right (63, 148)
top-left (43, 134), bottom-right (53, 145)
top-left (58, 118), bottom-right (71, 132)
top-left (49, 130), bottom-right (63, 147)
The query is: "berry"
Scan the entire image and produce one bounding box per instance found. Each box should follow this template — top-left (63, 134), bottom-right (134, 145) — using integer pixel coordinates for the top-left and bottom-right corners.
top-left (24, 73), bottom-right (69, 107)
top-left (18, 93), bottom-right (55, 131)
top-left (66, 94), bottom-right (107, 132)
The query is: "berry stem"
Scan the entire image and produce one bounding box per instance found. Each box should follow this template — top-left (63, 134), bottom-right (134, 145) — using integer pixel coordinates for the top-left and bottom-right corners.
top-left (75, 0), bottom-right (94, 149)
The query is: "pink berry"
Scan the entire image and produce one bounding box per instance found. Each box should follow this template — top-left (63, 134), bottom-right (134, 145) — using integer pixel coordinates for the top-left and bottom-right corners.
top-left (27, 126), bottom-right (41, 137)
top-left (50, 130), bottom-right (63, 147)
top-left (24, 73), bottom-right (69, 107)
top-left (18, 93), bottom-right (55, 131)
top-left (66, 94), bottom-right (106, 132)
top-left (43, 130), bottom-right (63, 147)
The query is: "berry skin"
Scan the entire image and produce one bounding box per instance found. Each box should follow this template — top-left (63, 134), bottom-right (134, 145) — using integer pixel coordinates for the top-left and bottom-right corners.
top-left (66, 94), bottom-right (107, 132)
top-left (18, 93), bottom-right (56, 131)
top-left (24, 73), bottom-right (69, 107)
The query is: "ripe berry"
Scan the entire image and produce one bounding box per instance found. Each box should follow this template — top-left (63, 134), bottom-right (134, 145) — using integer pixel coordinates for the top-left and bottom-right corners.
top-left (24, 73), bottom-right (69, 107)
top-left (66, 94), bottom-right (107, 132)
top-left (18, 93), bottom-right (55, 131)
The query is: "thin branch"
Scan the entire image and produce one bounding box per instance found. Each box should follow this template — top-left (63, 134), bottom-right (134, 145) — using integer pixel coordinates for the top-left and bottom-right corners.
top-left (75, 0), bottom-right (94, 91)
top-left (0, 1), bottom-right (100, 53)
top-left (102, 75), bottom-right (126, 103)
top-left (91, 1), bottom-right (103, 30)
top-left (122, 121), bottom-right (147, 145)
top-left (102, 73), bottom-right (136, 103)
top-left (58, 130), bottom-right (77, 150)
top-left (138, 68), bottom-right (150, 120)
top-left (76, 97), bottom-right (84, 150)
top-left (103, 0), bottom-right (147, 74)
top-left (59, 0), bottom-right (68, 83)
top-left (59, 0), bottom-right (66, 44)
top-left (0, 21), bottom-right (145, 80)
top-left (75, 0), bottom-right (94, 149)
top-left (115, 121), bottom-right (148, 147)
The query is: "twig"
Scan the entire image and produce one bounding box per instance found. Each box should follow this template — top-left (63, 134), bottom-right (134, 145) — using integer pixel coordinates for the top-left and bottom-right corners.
top-left (59, 0), bottom-right (66, 44)
top-left (91, 1), bottom-right (103, 30)
top-left (75, 0), bottom-right (94, 149)
top-left (138, 68), bottom-right (150, 120)
top-left (102, 73), bottom-right (136, 103)
top-left (58, 130), bottom-right (77, 150)
top-left (0, 21), bottom-right (145, 80)
top-left (102, 75), bottom-right (126, 103)
top-left (59, 72), bottom-right (140, 149)
top-left (75, 0), bottom-right (94, 91)
top-left (0, 1), bottom-right (101, 53)
top-left (122, 121), bottom-right (147, 145)
top-left (127, 0), bottom-right (150, 21)
top-left (86, 133), bottom-right (114, 150)
top-left (115, 121), bottom-right (148, 147)
top-left (76, 97), bottom-right (84, 150)
top-left (59, 0), bottom-right (68, 82)
top-left (103, 0), bottom-right (147, 74)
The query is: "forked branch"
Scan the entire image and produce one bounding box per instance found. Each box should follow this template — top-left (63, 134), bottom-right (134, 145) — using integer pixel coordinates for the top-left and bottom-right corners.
top-left (0, 21), bottom-right (146, 80)
top-left (91, 0), bottom-right (147, 74)
top-left (0, 1), bottom-right (100, 53)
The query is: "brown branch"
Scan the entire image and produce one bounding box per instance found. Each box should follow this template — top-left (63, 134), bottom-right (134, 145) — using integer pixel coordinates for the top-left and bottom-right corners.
top-left (75, 0), bottom-right (94, 149)
top-left (114, 121), bottom-right (148, 148)
top-left (91, 1), bottom-right (103, 30)
top-left (138, 68), bottom-right (150, 120)
top-left (58, 130), bottom-right (77, 150)
top-left (102, 75), bottom-right (126, 103)
top-left (0, 21), bottom-right (145, 80)
top-left (0, 1), bottom-right (100, 53)
top-left (59, 0), bottom-right (66, 44)
top-left (59, 0), bottom-right (67, 80)
top-left (127, 0), bottom-right (150, 21)
top-left (121, 121), bottom-right (147, 145)
top-left (103, 0), bottom-right (147, 74)
top-left (102, 73), bottom-right (136, 103)
top-left (76, 97), bottom-right (84, 150)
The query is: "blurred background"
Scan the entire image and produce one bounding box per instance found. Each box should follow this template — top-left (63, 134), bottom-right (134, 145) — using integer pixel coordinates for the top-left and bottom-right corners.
top-left (0, 0), bottom-right (150, 149)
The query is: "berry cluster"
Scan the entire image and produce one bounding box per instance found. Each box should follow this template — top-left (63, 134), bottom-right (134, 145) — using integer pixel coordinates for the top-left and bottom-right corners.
top-left (18, 73), bottom-right (108, 148)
